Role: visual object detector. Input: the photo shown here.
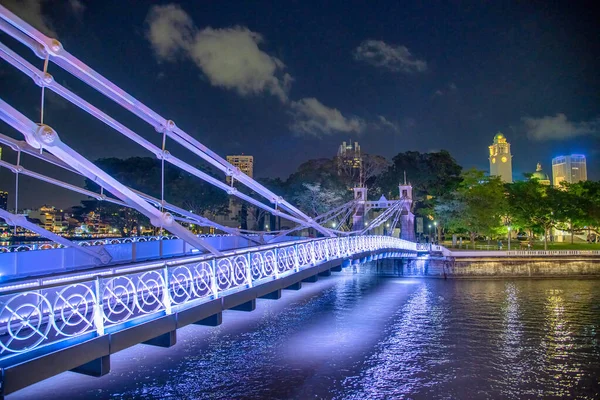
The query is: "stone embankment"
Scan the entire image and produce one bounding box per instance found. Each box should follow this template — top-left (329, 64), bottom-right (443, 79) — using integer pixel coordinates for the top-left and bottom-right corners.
top-left (371, 250), bottom-right (600, 278)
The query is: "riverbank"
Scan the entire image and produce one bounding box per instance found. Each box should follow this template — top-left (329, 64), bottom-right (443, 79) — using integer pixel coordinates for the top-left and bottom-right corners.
top-left (372, 252), bottom-right (600, 278)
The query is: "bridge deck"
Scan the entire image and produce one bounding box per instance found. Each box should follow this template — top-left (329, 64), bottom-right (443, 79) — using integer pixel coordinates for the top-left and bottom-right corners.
top-left (0, 236), bottom-right (419, 397)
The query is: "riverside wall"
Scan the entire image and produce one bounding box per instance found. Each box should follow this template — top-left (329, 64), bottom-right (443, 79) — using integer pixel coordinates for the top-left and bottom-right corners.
top-left (369, 253), bottom-right (600, 278)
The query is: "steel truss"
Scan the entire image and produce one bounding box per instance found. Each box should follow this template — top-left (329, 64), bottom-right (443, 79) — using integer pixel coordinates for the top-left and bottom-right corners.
top-left (0, 4), bottom-right (339, 258)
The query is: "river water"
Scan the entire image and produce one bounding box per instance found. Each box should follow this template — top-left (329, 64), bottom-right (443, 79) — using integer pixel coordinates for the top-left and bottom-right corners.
top-left (12, 273), bottom-right (600, 399)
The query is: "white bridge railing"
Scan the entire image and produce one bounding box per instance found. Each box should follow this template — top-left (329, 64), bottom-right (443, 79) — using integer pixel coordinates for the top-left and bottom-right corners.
top-left (0, 234), bottom-right (230, 253)
top-left (0, 235), bottom-right (416, 362)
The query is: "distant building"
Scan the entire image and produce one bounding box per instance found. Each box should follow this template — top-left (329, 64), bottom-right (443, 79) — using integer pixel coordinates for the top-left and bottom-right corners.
top-left (0, 191), bottom-right (7, 210)
top-left (226, 155), bottom-right (254, 184)
top-left (337, 139), bottom-right (362, 173)
top-left (530, 163), bottom-right (550, 185)
top-left (28, 205), bottom-right (68, 233)
top-left (552, 155), bottom-right (587, 187)
top-left (488, 132), bottom-right (513, 183)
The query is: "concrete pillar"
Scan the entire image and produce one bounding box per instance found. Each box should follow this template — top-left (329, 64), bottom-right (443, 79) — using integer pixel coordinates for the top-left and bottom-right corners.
top-left (143, 331), bottom-right (177, 348)
top-left (284, 281), bottom-right (302, 290)
top-left (259, 289), bottom-right (282, 299)
top-left (194, 312), bottom-right (222, 326)
top-left (302, 275), bottom-right (318, 282)
top-left (230, 299), bottom-right (256, 312)
top-left (318, 269), bottom-right (331, 277)
top-left (331, 264), bottom-right (342, 272)
top-left (71, 355), bottom-right (110, 377)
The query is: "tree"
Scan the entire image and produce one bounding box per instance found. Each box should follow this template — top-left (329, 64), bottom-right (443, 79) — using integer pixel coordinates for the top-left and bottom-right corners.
top-left (375, 150), bottom-right (462, 202)
top-left (454, 169), bottom-right (508, 245)
top-left (359, 154), bottom-right (390, 187)
top-left (507, 179), bottom-right (556, 250)
top-left (84, 157), bottom-right (229, 234)
top-left (292, 182), bottom-right (347, 218)
top-left (552, 182), bottom-right (589, 244)
top-left (285, 158), bottom-right (351, 217)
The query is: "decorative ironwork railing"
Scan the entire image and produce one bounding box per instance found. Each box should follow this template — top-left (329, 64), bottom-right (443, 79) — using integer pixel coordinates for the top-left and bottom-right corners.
top-left (0, 235), bottom-right (416, 361)
top-left (0, 234), bottom-right (231, 253)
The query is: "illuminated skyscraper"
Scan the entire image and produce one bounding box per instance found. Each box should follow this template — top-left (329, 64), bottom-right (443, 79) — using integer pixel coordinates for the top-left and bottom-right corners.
top-left (337, 140), bottom-right (361, 171)
top-left (552, 155), bottom-right (587, 187)
top-left (488, 132), bottom-right (513, 183)
top-left (226, 155), bottom-right (254, 184)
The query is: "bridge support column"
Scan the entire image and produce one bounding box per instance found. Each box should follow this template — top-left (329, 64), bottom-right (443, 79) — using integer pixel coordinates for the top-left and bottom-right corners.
top-left (143, 331), bottom-right (177, 348)
top-left (302, 274), bottom-right (318, 282)
top-left (259, 289), bottom-right (282, 299)
top-left (71, 355), bottom-right (110, 377)
top-left (318, 269), bottom-right (331, 277)
top-left (284, 281), bottom-right (302, 290)
top-left (331, 264), bottom-right (342, 272)
top-left (230, 299), bottom-right (256, 311)
top-left (194, 312), bottom-right (222, 326)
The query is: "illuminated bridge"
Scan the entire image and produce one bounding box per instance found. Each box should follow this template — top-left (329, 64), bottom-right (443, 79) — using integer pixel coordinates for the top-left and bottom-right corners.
top-left (0, 6), bottom-right (447, 397)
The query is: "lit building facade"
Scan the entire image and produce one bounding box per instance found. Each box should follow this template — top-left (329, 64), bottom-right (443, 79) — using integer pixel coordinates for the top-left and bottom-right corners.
top-left (552, 154), bottom-right (587, 187)
top-left (337, 140), bottom-right (362, 172)
top-left (226, 155), bottom-right (254, 184)
top-left (530, 162), bottom-right (550, 185)
top-left (28, 206), bottom-right (68, 233)
top-left (488, 132), bottom-right (513, 183)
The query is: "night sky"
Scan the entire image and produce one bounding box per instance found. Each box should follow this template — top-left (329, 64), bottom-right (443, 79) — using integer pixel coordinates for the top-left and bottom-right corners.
top-left (0, 0), bottom-right (598, 209)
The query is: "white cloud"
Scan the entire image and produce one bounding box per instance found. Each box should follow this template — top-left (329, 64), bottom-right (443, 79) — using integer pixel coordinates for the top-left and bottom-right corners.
top-left (289, 98), bottom-right (365, 136)
top-left (2, 0), bottom-right (56, 37)
top-left (146, 4), bottom-right (291, 102)
top-left (522, 113), bottom-right (599, 141)
top-left (146, 5), bottom-right (194, 61)
top-left (354, 40), bottom-right (427, 73)
top-left (377, 115), bottom-right (400, 133)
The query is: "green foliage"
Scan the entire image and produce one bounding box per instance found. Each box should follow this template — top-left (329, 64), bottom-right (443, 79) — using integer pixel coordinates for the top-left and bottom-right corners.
top-left (82, 157), bottom-right (228, 235)
top-left (284, 158), bottom-right (352, 217)
top-left (375, 150), bottom-right (462, 203)
top-left (452, 169), bottom-right (508, 243)
top-left (85, 157), bottom-right (228, 215)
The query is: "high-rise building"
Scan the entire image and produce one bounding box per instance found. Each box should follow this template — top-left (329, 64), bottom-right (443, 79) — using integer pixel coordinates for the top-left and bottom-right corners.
top-left (0, 191), bottom-right (8, 210)
top-left (530, 162), bottom-right (550, 185)
top-left (552, 154), bottom-right (587, 187)
top-left (488, 132), bottom-right (513, 183)
top-left (226, 155), bottom-right (254, 184)
top-left (337, 140), bottom-right (361, 171)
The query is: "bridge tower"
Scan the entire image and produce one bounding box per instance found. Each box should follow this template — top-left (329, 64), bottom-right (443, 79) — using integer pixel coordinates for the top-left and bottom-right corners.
top-left (352, 187), bottom-right (367, 231)
top-left (398, 175), bottom-right (416, 241)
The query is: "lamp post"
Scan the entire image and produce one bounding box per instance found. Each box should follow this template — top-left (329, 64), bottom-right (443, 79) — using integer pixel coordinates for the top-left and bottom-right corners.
top-left (428, 224), bottom-right (432, 242)
top-left (434, 221), bottom-right (437, 243)
top-left (507, 225), bottom-right (511, 250)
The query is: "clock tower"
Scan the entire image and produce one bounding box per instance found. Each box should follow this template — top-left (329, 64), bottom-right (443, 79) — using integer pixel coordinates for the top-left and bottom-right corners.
top-left (489, 132), bottom-right (513, 183)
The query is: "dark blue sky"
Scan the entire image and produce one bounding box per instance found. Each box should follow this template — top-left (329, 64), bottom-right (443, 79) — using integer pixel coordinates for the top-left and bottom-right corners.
top-left (0, 0), bottom-right (598, 208)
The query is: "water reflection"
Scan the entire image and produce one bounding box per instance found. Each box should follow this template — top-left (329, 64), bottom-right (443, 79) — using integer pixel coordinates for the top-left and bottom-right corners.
top-left (10, 277), bottom-right (600, 400)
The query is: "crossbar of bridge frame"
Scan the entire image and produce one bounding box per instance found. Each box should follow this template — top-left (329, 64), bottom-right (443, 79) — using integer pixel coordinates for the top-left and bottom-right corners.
top-left (0, 41), bottom-right (310, 234)
top-left (268, 199), bottom-right (360, 242)
top-left (387, 201), bottom-right (404, 234)
top-left (0, 98), bottom-right (228, 257)
top-left (0, 5), bottom-right (335, 239)
top-left (358, 199), bottom-right (405, 235)
top-left (0, 208), bottom-right (112, 264)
